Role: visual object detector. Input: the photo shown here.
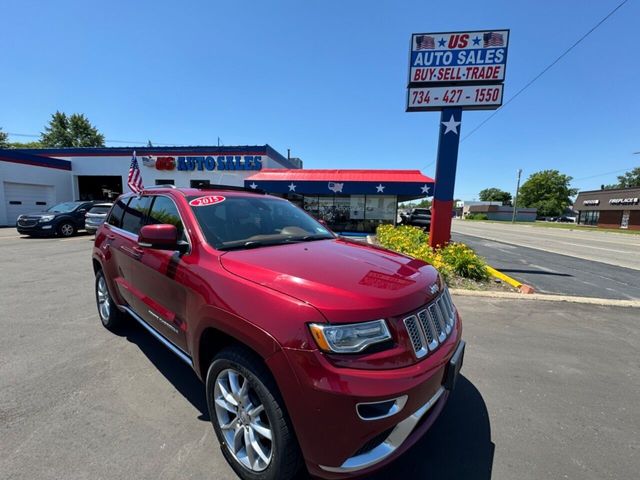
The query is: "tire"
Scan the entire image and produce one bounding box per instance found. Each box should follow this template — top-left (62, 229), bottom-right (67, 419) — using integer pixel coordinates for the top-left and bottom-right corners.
top-left (206, 346), bottom-right (302, 480)
top-left (58, 222), bottom-right (76, 237)
top-left (95, 270), bottom-right (125, 331)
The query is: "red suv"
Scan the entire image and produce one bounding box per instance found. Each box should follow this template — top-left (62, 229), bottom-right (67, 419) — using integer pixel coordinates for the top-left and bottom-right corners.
top-left (92, 186), bottom-right (465, 480)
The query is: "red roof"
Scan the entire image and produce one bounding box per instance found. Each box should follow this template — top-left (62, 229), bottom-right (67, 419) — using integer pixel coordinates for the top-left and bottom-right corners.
top-left (247, 169), bottom-right (434, 183)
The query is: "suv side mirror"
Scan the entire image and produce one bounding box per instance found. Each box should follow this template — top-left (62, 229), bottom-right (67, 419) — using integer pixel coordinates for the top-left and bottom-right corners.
top-left (138, 224), bottom-right (178, 250)
top-left (78, 209), bottom-right (87, 214)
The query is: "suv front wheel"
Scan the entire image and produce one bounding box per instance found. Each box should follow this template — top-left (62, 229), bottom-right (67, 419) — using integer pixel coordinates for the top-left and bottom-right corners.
top-left (206, 346), bottom-right (302, 480)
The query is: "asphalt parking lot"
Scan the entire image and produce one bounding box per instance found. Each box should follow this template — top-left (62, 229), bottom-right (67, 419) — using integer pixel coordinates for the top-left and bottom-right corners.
top-left (1, 228), bottom-right (639, 480)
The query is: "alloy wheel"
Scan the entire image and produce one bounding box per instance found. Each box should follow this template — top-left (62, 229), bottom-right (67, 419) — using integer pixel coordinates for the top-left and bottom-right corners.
top-left (214, 368), bottom-right (273, 472)
top-left (97, 276), bottom-right (111, 323)
top-left (60, 224), bottom-right (74, 236)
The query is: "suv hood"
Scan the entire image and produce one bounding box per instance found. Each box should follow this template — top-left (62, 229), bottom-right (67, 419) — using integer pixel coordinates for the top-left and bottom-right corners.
top-left (220, 238), bottom-right (440, 323)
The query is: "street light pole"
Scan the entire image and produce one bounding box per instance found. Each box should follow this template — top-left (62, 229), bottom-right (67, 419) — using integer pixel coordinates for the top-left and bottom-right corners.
top-left (512, 168), bottom-right (522, 223)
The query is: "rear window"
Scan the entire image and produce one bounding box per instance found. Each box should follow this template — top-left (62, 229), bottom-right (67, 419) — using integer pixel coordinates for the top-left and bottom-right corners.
top-left (121, 196), bottom-right (151, 235)
top-left (107, 199), bottom-right (127, 228)
top-left (89, 206), bottom-right (111, 215)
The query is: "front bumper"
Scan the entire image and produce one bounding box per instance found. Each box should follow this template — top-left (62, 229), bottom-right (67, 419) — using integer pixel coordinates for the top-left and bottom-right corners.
top-left (16, 222), bottom-right (55, 236)
top-left (274, 315), bottom-right (463, 479)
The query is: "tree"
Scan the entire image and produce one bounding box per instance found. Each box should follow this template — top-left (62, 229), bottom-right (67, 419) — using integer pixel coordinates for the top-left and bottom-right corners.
top-left (517, 170), bottom-right (577, 217)
top-left (0, 128), bottom-right (8, 148)
top-left (603, 167), bottom-right (640, 189)
top-left (40, 111), bottom-right (105, 147)
top-left (8, 140), bottom-right (44, 149)
top-left (478, 187), bottom-right (512, 205)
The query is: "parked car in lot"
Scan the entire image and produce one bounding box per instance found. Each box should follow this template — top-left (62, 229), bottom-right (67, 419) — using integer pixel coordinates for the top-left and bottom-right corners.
top-left (556, 215), bottom-right (577, 223)
top-left (92, 186), bottom-right (464, 480)
top-left (400, 207), bottom-right (431, 229)
top-left (84, 203), bottom-right (113, 234)
top-left (17, 200), bottom-right (100, 237)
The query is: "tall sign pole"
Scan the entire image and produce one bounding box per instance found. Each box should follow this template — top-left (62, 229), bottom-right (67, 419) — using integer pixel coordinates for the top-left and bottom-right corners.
top-left (511, 168), bottom-right (522, 223)
top-left (406, 29), bottom-right (510, 247)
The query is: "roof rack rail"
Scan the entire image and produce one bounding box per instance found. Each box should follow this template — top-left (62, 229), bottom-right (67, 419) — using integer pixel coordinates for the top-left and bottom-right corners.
top-left (196, 184), bottom-right (266, 194)
top-left (144, 184), bottom-right (177, 189)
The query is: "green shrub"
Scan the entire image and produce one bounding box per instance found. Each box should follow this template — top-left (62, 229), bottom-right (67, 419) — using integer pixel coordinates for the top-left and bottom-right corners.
top-left (466, 213), bottom-right (489, 220)
top-left (376, 224), bottom-right (489, 282)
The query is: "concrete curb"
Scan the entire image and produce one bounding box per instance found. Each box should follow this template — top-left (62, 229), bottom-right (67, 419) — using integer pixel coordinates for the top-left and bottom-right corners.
top-left (449, 288), bottom-right (640, 308)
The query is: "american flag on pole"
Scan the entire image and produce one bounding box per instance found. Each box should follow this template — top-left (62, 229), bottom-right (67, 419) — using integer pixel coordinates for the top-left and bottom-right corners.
top-left (415, 35), bottom-right (435, 50)
top-left (483, 32), bottom-right (504, 47)
top-left (127, 151), bottom-right (143, 194)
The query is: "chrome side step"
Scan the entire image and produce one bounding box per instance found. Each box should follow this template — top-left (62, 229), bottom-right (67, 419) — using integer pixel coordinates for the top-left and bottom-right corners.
top-left (121, 306), bottom-right (193, 366)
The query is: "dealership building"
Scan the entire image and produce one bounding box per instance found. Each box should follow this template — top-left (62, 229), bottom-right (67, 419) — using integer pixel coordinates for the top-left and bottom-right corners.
top-left (574, 186), bottom-right (640, 230)
top-left (0, 146), bottom-right (433, 232)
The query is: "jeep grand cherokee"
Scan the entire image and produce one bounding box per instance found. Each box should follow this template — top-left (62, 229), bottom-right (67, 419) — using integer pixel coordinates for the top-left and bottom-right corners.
top-left (92, 185), bottom-right (465, 480)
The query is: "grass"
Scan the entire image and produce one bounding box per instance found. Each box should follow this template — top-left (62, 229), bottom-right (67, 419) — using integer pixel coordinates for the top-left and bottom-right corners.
top-left (458, 219), bottom-right (640, 235)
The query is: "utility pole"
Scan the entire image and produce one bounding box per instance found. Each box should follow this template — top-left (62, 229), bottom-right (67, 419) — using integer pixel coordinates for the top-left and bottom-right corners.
top-left (512, 168), bottom-right (522, 223)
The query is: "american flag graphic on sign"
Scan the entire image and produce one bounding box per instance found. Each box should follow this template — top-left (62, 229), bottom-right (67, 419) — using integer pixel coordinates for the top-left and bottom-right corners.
top-left (127, 151), bottom-right (143, 194)
top-left (483, 32), bottom-right (504, 47)
top-left (415, 35), bottom-right (435, 50)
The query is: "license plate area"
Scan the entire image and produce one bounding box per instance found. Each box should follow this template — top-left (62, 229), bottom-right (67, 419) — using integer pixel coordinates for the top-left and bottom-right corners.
top-left (444, 340), bottom-right (465, 391)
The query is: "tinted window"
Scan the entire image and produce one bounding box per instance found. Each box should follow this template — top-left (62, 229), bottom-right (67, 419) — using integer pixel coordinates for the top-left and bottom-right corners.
top-left (147, 196), bottom-right (186, 241)
top-left (121, 196), bottom-right (151, 235)
top-left (107, 199), bottom-right (128, 228)
top-left (189, 196), bottom-right (333, 250)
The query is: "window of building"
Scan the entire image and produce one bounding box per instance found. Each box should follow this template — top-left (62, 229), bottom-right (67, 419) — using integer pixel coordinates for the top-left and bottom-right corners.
top-left (107, 198), bottom-right (128, 228)
top-left (365, 195), bottom-right (396, 231)
top-left (303, 196), bottom-right (319, 218)
top-left (121, 196), bottom-right (151, 235)
top-left (147, 196), bottom-right (186, 241)
top-left (579, 210), bottom-right (600, 226)
top-left (155, 179), bottom-right (175, 185)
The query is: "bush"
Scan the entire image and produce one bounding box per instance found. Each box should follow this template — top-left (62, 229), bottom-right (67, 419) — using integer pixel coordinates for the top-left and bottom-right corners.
top-left (376, 224), bottom-right (489, 282)
top-left (466, 213), bottom-right (489, 220)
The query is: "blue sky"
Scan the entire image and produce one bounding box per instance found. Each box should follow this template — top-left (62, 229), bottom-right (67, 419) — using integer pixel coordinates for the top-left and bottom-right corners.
top-left (1, 0), bottom-right (638, 199)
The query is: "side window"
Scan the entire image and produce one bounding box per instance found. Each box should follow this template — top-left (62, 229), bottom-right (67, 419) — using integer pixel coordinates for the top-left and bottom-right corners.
top-left (107, 198), bottom-right (128, 228)
top-left (147, 196), bottom-right (186, 241)
top-left (121, 196), bottom-right (151, 235)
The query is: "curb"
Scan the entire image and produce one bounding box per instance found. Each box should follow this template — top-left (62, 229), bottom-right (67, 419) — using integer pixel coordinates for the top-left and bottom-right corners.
top-left (485, 265), bottom-right (535, 294)
top-left (449, 289), bottom-right (640, 308)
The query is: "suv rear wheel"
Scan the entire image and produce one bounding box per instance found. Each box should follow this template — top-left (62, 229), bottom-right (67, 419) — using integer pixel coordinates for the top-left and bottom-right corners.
top-left (206, 346), bottom-right (302, 480)
top-left (95, 270), bottom-right (125, 331)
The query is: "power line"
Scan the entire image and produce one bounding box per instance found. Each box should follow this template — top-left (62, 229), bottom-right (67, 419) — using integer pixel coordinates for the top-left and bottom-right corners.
top-left (5, 131), bottom-right (189, 146)
top-left (460, 0), bottom-right (629, 143)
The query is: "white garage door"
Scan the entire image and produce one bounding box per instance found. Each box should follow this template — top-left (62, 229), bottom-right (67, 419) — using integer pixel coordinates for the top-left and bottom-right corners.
top-left (4, 182), bottom-right (55, 224)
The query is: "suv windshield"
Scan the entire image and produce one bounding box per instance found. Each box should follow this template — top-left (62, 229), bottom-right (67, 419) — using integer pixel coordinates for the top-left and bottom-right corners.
top-left (46, 202), bottom-right (82, 213)
top-left (189, 195), bottom-right (334, 250)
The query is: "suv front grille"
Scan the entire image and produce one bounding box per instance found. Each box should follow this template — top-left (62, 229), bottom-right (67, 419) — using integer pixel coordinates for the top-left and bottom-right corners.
top-left (404, 288), bottom-right (456, 359)
top-left (18, 218), bottom-right (37, 227)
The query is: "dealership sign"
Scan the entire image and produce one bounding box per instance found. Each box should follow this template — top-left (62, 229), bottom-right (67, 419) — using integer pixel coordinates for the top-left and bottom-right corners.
top-left (407, 29), bottom-right (509, 112)
top-left (142, 155), bottom-right (263, 171)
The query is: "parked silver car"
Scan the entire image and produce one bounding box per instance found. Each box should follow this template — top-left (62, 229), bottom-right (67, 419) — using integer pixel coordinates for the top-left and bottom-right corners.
top-left (85, 203), bottom-right (113, 234)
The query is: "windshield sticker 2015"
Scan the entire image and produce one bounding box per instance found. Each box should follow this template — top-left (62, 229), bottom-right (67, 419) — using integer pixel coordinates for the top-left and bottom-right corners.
top-left (189, 195), bottom-right (226, 207)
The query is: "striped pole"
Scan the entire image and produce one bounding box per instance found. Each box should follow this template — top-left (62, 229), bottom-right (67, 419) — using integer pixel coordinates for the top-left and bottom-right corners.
top-left (429, 107), bottom-right (462, 248)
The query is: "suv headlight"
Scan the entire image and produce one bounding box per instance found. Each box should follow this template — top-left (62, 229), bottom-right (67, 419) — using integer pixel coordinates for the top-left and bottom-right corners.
top-left (309, 319), bottom-right (392, 353)
top-left (39, 215), bottom-right (55, 223)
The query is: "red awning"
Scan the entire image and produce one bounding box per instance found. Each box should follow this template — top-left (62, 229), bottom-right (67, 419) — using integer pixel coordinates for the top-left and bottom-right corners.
top-left (247, 169), bottom-right (434, 183)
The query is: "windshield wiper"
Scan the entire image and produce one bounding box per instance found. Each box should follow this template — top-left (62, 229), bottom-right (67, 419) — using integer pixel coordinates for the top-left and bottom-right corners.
top-left (299, 234), bottom-right (333, 241)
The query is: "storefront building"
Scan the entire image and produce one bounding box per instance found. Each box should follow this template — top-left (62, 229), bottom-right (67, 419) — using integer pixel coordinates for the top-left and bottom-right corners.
top-left (574, 187), bottom-right (640, 230)
top-left (0, 145), bottom-right (298, 225)
top-left (245, 169), bottom-right (434, 233)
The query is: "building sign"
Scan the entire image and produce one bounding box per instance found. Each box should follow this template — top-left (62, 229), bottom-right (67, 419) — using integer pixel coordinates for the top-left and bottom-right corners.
top-left (407, 84), bottom-right (503, 111)
top-left (406, 29), bottom-right (509, 112)
top-left (142, 155), bottom-right (262, 172)
top-left (609, 197), bottom-right (639, 205)
top-left (583, 199), bottom-right (600, 206)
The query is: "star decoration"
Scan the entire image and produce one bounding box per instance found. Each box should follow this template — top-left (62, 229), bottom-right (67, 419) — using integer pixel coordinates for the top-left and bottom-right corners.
top-left (442, 114), bottom-right (461, 135)
top-left (438, 38), bottom-right (446, 47)
top-left (288, 182), bottom-right (297, 192)
top-left (421, 184), bottom-right (430, 194)
top-left (472, 36), bottom-right (481, 46)
top-left (249, 182), bottom-right (258, 189)
top-left (376, 184), bottom-right (385, 193)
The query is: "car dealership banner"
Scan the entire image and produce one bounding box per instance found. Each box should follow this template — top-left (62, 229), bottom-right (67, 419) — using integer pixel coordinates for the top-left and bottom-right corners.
top-left (407, 29), bottom-right (509, 111)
